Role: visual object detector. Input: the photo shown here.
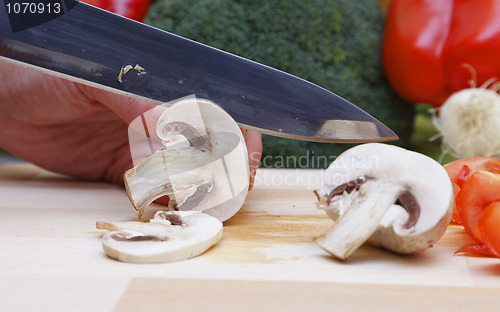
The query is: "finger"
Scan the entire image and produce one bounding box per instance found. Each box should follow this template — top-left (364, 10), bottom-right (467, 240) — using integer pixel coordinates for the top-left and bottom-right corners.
top-left (154, 195), bottom-right (170, 206)
top-left (80, 85), bottom-right (170, 186)
top-left (79, 84), bottom-right (157, 124)
top-left (245, 130), bottom-right (262, 191)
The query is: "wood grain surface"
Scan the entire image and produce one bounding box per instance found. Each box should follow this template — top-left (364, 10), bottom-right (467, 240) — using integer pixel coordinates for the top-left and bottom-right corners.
top-left (0, 163), bottom-right (499, 312)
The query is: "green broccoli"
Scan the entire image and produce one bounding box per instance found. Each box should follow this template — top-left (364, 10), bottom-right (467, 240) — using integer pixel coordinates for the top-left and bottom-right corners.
top-left (146, 0), bottom-right (415, 168)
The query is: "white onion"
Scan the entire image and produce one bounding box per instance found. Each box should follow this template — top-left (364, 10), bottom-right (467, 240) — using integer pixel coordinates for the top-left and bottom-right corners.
top-left (432, 87), bottom-right (500, 158)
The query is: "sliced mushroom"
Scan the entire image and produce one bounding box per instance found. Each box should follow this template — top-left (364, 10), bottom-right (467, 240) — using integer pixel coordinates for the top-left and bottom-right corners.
top-left (96, 211), bottom-right (223, 263)
top-left (124, 98), bottom-right (249, 222)
top-left (315, 143), bottom-right (454, 260)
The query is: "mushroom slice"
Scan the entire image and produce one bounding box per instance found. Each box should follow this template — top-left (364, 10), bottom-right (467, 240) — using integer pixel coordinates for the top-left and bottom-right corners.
top-left (96, 211), bottom-right (223, 263)
top-left (315, 143), bottom-right (454, 260)
top-left (124, 98), bottom-right (249, 222)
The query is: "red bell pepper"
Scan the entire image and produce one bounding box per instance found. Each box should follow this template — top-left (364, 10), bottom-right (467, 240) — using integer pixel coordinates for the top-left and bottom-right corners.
top-left (81, 0), bottom-right (151, 22)
top-left (382, 0), bottom-right (500, 107)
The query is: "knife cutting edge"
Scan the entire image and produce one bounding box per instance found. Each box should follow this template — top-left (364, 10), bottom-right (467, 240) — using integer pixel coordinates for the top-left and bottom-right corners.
top-left (0, 0), bottom-right (398, 143)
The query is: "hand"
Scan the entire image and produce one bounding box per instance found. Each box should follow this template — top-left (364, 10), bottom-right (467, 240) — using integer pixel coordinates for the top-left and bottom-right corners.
top-left (0, 61), bottom-right (262, 187)
top-left (242, 129), bottom-right (262, 190)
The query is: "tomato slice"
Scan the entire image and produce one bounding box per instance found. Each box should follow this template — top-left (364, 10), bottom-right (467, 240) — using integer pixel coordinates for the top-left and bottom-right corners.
top-left (444, 158), bottom-right (500, 224)
top-left (445, 158), bottom-right (500, 258)
top-left (456, 170), bottom-right (500, 242)
top-left (454, 243), bottom-right (496, 257)
top-left (444, 157), bottom-right (500, 185)
top-left (449, 183), bottom-right (461, 224)
top-left (477, 202), bottom-right (500, 258)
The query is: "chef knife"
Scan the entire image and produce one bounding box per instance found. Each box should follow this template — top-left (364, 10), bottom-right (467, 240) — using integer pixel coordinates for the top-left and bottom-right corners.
top-left (0, 0), bottom-right (398, 143)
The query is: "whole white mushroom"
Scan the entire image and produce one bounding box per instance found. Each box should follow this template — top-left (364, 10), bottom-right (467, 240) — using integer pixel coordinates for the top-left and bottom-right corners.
top-left (315, 143), bottom-right (454, 260)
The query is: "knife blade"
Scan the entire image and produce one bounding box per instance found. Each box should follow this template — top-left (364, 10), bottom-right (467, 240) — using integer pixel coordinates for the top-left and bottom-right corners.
top-left (0, 0), bottom-right (398, 143)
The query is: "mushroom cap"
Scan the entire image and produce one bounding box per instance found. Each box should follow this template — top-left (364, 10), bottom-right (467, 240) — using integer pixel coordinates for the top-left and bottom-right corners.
top-left (124, 98), bottom-right (249, 222)
top-left (317, 143), bottom-right (454, 256)
top-left (99, 211), bottom-right (223, 263)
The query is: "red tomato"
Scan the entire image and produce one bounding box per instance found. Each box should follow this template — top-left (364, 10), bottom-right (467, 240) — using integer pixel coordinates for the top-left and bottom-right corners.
top-left (477, 202), bottom-right (500, 257)
top-left (456, 170), bottom-right (500, 242)
top-left (445, 157), bottom-right (500, 185)
top-left (450, 183), bottom-right (461, 224)
top-left (444, 157), bottom-right (500, 224)
top-left (454, 243), bottom-right (496, 257)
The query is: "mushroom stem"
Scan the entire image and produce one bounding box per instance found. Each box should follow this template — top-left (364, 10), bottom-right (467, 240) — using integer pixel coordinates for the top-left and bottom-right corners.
top-left (315, 180), bottom-right (400, 260)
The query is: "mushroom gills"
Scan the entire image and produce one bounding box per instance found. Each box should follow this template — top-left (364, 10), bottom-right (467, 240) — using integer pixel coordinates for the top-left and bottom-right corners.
top-left (96, 211), bottom-right (223, 263)
top-left (172, 181), bottom-right (213, 211)
top-left (161, 121), bottom-right (210, 151)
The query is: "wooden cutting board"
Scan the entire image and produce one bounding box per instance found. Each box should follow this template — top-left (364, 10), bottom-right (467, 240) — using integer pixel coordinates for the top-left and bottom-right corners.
top-left (0, 163), bottom-right (499, 312)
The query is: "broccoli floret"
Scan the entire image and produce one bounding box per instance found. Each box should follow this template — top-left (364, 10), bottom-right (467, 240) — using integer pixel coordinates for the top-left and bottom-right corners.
top-left (146, 0), bottom-right (415, 168)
